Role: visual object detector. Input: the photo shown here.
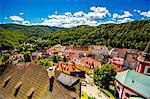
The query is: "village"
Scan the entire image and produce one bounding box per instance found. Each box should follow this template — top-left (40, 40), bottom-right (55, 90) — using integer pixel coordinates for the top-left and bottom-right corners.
top-left (0, 42), bottom-right (150, 99)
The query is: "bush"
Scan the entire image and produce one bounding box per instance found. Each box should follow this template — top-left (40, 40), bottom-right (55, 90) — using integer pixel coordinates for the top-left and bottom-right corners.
top-left (38, 59), bottom-right (52, 67)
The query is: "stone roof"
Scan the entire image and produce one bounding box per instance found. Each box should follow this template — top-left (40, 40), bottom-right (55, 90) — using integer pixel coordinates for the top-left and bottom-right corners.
top-left (57, 72), bottom-right (79, 87)
top-left (0, 64), bottom-right (48, 99)
top-left (0, 64), bottom-right (80, 99)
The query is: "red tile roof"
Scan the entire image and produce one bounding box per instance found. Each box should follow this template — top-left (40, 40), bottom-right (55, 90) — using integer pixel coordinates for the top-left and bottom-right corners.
top-left (92, 45), bottom-right (107, 50)
top-left (77, 57), bottom-right (101, 68)
top-left (67, 45), bottom-right (88, 51)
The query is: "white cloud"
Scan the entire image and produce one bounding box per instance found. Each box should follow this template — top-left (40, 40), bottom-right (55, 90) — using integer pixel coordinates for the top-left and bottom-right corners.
top-left (31, 7), bottom-right (136, 27)
top-left (9, 15), bottom-right (31, 25)
top-left (112, 13), bottom-right (119, 19)
top-left (48, 15), bottom-right (68, 19)
top-left (55, 11), bottom-right (58, 14)
top-left (8, 6), bottom-right (114, 27)
top-left (102, 21), bottom-right (116, 24)
top-left (90, 6), bottom-right (110, 15)
top-left (12, 22), bottom-right (20, 24)
top-left (19, 13), bottom-right (24, 15)
top-left (41, 6), bottom-right (112, 27)
top-left (40, 15), bottom-right (98, 28)
top-left (138, 10), bottom-right (141, 13)
top-left (117, 18), bottom-right (134, 23)
top-left (140, 11), bottom-right (150, 17)
top-left (74, 11), bottom-right (86, 17)
top-left (90, 6), bottom-right (96, 11)
top-left (141, 18), bottom-right (145, 20)
top-left (65, 12), bottom-right (72, 17)
top-left (5, 17), bottom-right (8, 19)
top-left (41, 18), bottom-right (45, 20)
top-left (22, 21), bottom-right (30, 25)
top-left (89, 6), bottom-right (111, 18)
top-left (133, 10), bottom-right (141, 13)
top-left (86, 12), bottom-right (107, 20)
top-left (112, 11), bottom-right (132, 19)
top-left (10, 15), bottom-right (24, 21)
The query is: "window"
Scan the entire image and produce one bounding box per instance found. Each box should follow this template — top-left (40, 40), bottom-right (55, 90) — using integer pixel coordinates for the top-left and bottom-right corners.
top-left (147, 68), bottom-right (150, 73)
top-left (86, 62), bottom-right (88, 64)
top-left (64, 67), bottom-right (66, 70)
top-left (125, 93), bottom-right (130, 98)
top-left (144, 66), bottom-right (150, 75)
top-left (117, 86), bottom-right (120, 91)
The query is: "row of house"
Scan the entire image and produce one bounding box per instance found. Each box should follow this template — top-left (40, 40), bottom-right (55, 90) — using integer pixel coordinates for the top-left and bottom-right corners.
top-left (54, 57), bottom-right (101, 76)
top-left (109, 48), bottom-right (142, 71)
top-left (47, 45), bottom-right (104, 76)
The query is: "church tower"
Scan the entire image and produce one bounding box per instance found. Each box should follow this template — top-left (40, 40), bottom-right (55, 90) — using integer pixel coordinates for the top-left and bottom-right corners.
top-left (136, 42), bottom-right (150, 75)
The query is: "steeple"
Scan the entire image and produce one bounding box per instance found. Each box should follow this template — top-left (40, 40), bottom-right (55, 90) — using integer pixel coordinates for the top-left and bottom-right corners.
top-left (142, 41), bottom-right (150, 61)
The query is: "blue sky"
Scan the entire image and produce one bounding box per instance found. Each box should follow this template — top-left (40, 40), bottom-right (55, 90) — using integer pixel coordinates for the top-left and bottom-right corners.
top-left (1, 0), bottom-right (150, 27)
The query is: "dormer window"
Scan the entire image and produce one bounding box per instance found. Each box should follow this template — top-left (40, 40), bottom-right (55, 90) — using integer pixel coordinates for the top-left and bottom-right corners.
top-left (92, 62), bottom-right (94, 67)
top-left (27, 88), bottom-right (34, 99)
top-left (86, 62), bottom-right (88, 64)
top-left (3, 76), bottom-right (12, 88)
top-left (13, 82), bottom-right (22, 97)
top-left (0, 76), bottom-right (11, 89)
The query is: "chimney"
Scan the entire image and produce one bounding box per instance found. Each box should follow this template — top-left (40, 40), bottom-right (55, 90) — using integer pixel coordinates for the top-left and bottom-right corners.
top-left (49, 76), bottom-right (54, 92)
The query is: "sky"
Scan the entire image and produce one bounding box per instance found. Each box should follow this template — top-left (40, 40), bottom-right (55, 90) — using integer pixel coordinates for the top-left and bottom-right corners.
top-left (0, 0), bottom-right (150, 27)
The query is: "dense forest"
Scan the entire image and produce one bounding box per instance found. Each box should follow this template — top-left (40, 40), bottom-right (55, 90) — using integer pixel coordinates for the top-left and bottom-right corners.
top-left (0, 20), bottom-right (150, 52)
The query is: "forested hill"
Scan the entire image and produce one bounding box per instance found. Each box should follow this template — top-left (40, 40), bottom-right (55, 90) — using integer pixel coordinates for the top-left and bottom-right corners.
top-left (0, 24), bottom-right (62, 37)
top-left (0, 20), bottom-right (150, 52)
top-left (44, 20), bottom-right (150, 50)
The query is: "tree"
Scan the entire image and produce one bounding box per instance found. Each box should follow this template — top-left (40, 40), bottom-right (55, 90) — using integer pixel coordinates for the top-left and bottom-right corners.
top-left (23, 51), bottom-right (32, 62)
top-left (1, 53), bottom-right (12, 64)
top-left (93, 64), bottom-right (116, 89)
top-left (100, 54), bottom-right (109, 65)
top-left (38, 59), bottom-right (52, 67)
top-left (1, 20), bottom-right (150, 51)
top-left (63, 56), bottom-right (68, 62)
top-left (52, 55), bottom-right (58, 63)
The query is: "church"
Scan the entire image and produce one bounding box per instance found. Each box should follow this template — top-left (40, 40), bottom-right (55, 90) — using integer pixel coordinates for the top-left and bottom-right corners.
top-left (115, 42), bottom-right (150, 99)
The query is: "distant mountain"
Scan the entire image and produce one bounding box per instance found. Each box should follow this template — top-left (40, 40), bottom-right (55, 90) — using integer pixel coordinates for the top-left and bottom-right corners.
top-left (0, 24), bottom-right (63, 37)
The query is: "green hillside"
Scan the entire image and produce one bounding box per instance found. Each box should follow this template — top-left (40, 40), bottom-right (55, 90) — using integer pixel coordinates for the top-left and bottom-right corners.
top-left (45, 20), bottom-right (150, 50)
top-left (0, 20), bottom-right (150, 51)
top-left (0, 24), bottom-right (62, 37)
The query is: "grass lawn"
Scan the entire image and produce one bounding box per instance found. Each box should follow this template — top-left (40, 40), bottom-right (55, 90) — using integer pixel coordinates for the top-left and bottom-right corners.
top-left (101, 85), bottom-right (115, 99)
top-left (81, 91), bottom-right (88, 99)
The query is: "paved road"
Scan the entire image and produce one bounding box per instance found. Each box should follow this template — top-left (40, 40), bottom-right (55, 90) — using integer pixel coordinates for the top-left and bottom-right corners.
top-left (81, 74), bottom-right (109, 99)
